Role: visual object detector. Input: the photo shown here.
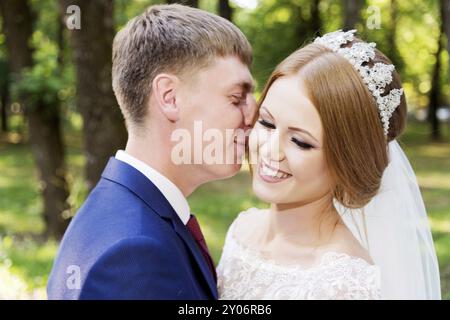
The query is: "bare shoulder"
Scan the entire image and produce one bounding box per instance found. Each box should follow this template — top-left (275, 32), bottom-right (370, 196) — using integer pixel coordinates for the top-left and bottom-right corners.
top-left (322, 223), bottom-right (375, 265)
top-left (230, 207), bottom-right (270, 246)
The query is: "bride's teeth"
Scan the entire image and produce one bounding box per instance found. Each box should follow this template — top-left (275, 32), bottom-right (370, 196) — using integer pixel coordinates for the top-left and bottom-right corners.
top-left (261, 162), bottom-right (290, 179)
top-left (261, 164), bottom-right (275, 176)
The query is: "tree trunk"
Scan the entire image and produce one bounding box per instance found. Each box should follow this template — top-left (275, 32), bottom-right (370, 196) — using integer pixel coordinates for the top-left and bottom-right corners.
top-left (428, 4), bottom-right (444, 142)
top-left (343, 0), bottom-right (365, 30)
top-left (293, 1), bottom-right (322, 43)
top-left (61, 0), bottom-right (127, 190)
top-left (28, 101), bottom-right (71, 237)
top-left (441, 0), bottom-right (450, 135)
top-left (387, 0), bottom-right (403, 69)
top-left (218, 0), bottom-right (233, 21)
top-left (311, 0), bottom-right (322, 35)
top-left (167, 0), bottom-right (199, 7)
top-left (0, 65), bottom-right (8, 133)
top-left (0, 0), bottom-right (70, 238)
top-left (0, 97), bottom-right (7, 133)
top-left (443, 1), bottom-right (450, 67)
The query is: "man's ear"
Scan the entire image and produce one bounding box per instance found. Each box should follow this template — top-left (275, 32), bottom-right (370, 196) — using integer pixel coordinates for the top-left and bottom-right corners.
top-left (152, 74), bottom-right (180, 122)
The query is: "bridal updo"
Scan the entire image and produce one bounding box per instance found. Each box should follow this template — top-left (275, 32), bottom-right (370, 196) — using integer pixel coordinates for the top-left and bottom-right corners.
top-left (257, 37), bottom-right (407, 208)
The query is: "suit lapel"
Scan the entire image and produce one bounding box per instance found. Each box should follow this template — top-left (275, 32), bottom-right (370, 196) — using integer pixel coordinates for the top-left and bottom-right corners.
top-left (101, 158), bottom-right (218, 299)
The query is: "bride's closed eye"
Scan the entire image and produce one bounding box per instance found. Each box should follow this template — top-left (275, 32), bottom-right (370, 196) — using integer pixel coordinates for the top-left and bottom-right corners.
top-left (258, 118), bottom-right (314, 150)
top-left (291, 137), bottom-right (313, 150)
top-left (258, 119), bottom-right (275, 129)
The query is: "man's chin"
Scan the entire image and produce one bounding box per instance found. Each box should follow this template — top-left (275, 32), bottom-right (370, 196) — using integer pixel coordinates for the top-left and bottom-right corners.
top-left (206, 163), bottom-right (242, 181)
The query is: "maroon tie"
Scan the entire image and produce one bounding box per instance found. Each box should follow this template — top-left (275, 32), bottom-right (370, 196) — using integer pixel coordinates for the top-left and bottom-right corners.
top-left (186, 214), bottom-right (217, 282)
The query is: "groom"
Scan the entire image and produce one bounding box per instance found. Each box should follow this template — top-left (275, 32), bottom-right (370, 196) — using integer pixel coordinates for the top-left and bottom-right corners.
top-left (47, 4), bottom-right (256, 299)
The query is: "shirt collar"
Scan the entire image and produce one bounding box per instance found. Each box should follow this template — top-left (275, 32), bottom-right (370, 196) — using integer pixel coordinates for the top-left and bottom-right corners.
top-left (115, 150), bottom-right (190, 225)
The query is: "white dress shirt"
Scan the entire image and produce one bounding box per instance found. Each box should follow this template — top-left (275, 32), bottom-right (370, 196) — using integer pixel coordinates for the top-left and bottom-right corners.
top-left (115, 150), bottom-right (190, 225)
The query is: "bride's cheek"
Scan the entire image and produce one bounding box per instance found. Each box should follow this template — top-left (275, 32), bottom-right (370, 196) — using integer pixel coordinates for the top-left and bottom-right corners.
top-left (250, 127), bottom-right (268, 155)
top-left (248, 128), bottom-right (260, 164)
top-left (287, 153), bottom-right (312, 182)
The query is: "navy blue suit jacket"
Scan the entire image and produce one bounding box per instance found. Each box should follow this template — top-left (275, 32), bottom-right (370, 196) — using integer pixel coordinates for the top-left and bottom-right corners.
top-left (47, 158), bottom-right (218, 300)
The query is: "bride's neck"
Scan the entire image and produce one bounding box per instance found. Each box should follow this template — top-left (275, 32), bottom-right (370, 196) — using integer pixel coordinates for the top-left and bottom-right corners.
top-left (266, 194), bottom-right (339, 247)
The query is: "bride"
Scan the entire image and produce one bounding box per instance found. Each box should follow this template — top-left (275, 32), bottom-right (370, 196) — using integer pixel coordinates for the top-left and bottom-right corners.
top-left (217, 30), bottom-right (441, 300)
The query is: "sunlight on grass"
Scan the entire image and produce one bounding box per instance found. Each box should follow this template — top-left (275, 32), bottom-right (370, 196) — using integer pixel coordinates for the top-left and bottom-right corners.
top-left (0, 264), bottom-right (34, 299)
top-left (418, 174), bottom-right (450, 189)
top-left (0, 235), bottom-right (57, 299)
top-left (429, 217), bottom-right (450, 233)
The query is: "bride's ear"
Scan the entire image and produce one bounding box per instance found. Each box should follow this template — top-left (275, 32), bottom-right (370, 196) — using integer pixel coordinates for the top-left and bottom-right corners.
top-left (152, 74), bottom-right (180, 122)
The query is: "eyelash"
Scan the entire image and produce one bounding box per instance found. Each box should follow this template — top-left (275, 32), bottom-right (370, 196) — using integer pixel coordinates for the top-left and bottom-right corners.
top-left (291, 137), bottom-right (313, 150)
top-left (258, 119), bottom-right (275, 129)
top-left (258, 119), bottom-right (314, 150)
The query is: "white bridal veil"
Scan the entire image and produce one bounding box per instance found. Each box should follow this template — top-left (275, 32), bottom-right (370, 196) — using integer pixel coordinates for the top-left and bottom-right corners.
top-left (336, 140), bottom-right (441, 299)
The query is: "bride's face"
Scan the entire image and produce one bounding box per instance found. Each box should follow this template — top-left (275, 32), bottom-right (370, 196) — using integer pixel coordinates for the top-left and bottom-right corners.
top-left (249, 75), bottom-right (333, 205)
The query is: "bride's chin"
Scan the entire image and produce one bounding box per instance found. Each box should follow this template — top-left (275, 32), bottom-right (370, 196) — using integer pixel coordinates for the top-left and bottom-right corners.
top-left (252, 180), bottom-right (284, 203)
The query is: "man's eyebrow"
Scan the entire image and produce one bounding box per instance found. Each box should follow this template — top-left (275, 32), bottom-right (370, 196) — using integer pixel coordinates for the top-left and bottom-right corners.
top-left (231, 81), bottom-right (255, 93)
top-left (244, 81), bottom-right (255, 93)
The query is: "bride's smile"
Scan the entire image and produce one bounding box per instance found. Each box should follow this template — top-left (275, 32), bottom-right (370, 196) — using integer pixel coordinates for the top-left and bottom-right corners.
top-left (258, 158), bottom-right (292, 182)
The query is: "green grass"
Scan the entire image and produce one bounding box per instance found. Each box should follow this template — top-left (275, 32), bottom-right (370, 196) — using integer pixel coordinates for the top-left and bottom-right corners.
top-left (0, 120), bottom-right (449, 299)
top-left (0, 143), bottom-right (43, 235)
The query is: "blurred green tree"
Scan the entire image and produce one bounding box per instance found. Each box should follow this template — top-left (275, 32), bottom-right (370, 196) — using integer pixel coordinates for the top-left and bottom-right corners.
top-left (218, 0), bottom-right (234, 21)
top-left (235, 0), bottom-right (324, 90)
top-left (427, 0), bottom-right (444, 141)
top-left (167, 0), bottom-right (199, 7)
top-left (60, 0), bottom-right (127, 191)
top-left (343, 0), bottom-right (365, 30)
top-left (0, 0), bottom-right (70, 238)
top-left (0, 59), bottom-right (9, 133)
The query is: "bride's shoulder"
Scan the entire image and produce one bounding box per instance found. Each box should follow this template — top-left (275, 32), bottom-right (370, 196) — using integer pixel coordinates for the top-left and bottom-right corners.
top-left (226, 207), bottom-right (269, 245)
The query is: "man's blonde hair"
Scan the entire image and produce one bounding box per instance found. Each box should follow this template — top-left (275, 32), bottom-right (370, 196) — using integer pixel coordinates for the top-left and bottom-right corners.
top-left (112, 4), bottom-right (252, 126)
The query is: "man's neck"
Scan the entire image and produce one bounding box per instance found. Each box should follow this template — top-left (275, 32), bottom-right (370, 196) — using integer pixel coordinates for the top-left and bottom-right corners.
top-left (124, 134), bottom-right (201, 197)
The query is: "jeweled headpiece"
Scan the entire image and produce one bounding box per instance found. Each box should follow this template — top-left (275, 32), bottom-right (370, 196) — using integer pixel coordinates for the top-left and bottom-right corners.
top-left (314, 30), bottom-right (403, 136)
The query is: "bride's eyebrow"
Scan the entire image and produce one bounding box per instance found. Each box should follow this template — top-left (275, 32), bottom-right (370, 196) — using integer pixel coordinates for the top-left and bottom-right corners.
top-left (260, 106), bottom-right (274, 119)
top-left (288, 126), bottom-right (318, 144)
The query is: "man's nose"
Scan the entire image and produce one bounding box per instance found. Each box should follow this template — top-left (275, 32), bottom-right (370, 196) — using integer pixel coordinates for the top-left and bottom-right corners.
top-left (242, 93), bottom-right (258, 128)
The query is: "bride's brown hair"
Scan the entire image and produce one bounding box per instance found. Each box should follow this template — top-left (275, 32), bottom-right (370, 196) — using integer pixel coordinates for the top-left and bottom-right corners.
top-left (256, 38), bottom-right (407, 208)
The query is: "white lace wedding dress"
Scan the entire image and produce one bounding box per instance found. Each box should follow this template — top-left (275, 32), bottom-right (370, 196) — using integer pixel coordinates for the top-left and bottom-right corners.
top-left (217, 208), bottom-right (381, 300)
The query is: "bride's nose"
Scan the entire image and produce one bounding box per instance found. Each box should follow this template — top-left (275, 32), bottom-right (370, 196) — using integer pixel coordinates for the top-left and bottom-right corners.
top-left (260, 130), bottom-right (285, 163)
